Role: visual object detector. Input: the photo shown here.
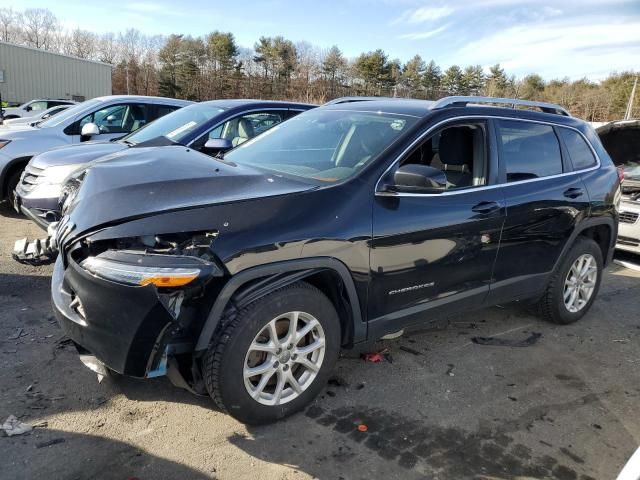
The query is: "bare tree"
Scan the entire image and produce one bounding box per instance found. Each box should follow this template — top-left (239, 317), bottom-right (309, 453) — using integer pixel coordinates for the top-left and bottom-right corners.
top-left (96, 32), bottom-right (119, 64)
top-left (21, 8), bottom-right (57, 49)
top-left (0, 7), bottom-right (20, 43)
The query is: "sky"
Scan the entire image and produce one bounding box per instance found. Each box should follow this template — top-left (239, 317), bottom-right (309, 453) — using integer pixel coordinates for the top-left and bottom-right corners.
top-left (4, 0), bottom-right (640, 80)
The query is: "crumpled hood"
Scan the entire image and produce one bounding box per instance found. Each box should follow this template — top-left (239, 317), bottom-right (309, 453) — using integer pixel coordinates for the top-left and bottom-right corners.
top-left (31, 142), bottom-right (127, 168)
top-left (66, 145), bottom-right (315, 236)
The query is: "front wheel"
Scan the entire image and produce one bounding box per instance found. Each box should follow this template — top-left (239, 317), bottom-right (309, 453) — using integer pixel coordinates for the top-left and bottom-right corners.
top-left (202, 282), bottom-right (341, 424)
top-left (537, 237), bottom-right (603, 324)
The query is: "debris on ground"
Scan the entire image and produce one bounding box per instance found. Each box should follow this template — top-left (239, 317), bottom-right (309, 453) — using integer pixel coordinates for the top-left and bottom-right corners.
top-left (472, 332), bottom-right (542, 347)
top-left (326, 390), bottom-right (336, 397)
top-left (7, 328), bottom-right (26, 340)
top-left (2, 415), bottom-right (33, 436)
top-left (36, 438), bottom-right (65, 449)
top-left (356, 383), bottom-right (365, 390)
top-left (328, 375), bottom-right (349, 388)
top-left (362, 348), bottom-right (392, 363)
top-left (399, 345), bottom-right (423, 356)
top-left (446, 364), bottom-right (455, 376)
top-left (357, 424), bottom-right (368, 432)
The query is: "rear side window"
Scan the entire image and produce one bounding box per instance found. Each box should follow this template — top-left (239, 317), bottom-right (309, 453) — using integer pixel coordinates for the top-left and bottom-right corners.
top-left (497, 120), bottom-right (563, 182)
top-left (558, 128), bottom-right (597, 170)
top-left (155, 104), bottom-right (181, 119)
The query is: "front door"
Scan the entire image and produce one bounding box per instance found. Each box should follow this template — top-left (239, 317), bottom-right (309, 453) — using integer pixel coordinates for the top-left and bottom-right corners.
top-left (368, 119), bottom-right (505, 333)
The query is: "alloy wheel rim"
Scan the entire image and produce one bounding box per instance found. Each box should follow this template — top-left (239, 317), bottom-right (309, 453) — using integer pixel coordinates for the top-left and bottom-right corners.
top-left (563, 254), bottom-right (597, 313)
top-left (243, 311), bottom-right (326, 406)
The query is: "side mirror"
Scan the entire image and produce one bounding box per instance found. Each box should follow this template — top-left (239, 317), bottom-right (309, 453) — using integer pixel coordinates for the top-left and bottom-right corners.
top-left (203, 138), bottom-right (233, 154)
top-left (388, 164), bottom-right (447, 194)
top-left (81, 122), bottom-right (100, 137)
top-left (24, 105), bottom-right (32, 112)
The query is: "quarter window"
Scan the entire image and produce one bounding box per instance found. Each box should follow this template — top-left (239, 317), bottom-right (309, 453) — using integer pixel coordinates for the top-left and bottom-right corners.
top-left (558, 128), bottom-right (597, 170)
top-left (497, 120), bottom-right (563, 182)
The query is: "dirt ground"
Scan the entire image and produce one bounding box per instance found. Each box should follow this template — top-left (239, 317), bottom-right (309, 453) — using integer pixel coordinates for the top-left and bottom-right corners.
top-left (1, 203), bottom-right (639, 480)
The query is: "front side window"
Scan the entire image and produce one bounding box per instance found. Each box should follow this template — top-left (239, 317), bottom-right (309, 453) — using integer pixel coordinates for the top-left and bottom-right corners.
top-left (497, 120), bottom-right (562, 182)
top-left (27, 101), bottom-right (48, 112)
top-left (558, 128), bottom-right (597, 170)
top-left (203, 111), bottom-right (287, 147)
top-left (224, 109), bottom-right (418, 184)
top-left (80, 104), bottom-right (150, 134)
top-left (401, 122), bottom-right (487, 190)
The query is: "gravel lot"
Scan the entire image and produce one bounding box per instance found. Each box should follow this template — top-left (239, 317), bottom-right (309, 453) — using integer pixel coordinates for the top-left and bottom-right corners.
top-left (1, 203), bottom-right (639, 480)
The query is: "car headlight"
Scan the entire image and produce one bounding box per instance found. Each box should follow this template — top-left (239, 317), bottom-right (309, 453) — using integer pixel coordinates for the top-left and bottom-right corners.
top-left (80, 250), bottom-right (220, 288)
top-left (43, 165), bottom-right (80, 184)
top-left (0, 139), bottom-right (11, 149)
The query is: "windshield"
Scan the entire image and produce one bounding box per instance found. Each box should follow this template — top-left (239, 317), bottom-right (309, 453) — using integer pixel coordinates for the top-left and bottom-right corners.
top-left (38, 99), bottom-right (102, 128)
top-left (124, 103), bottom-right (225, 145)
top-left (224, 109), bottom-right (417, 183)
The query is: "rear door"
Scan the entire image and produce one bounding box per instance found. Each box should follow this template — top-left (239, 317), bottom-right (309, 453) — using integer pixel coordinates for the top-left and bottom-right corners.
top-left (369, 118), bottom-right (506, 330)
top-left (487, 119), bottom-right (591, 304)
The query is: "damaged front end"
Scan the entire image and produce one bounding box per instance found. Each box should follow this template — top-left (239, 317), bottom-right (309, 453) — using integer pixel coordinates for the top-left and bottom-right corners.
top-left (52, 229), bottom-right (224, 393)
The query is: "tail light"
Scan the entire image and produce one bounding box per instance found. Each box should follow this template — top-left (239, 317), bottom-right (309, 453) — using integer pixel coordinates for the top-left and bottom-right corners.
top-left (617, 167), bottom-right (625, 183)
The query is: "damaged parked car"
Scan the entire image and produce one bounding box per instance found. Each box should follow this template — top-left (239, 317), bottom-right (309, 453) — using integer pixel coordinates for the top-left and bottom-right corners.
top-left (13, 100), bottom-right (314, 232)
top-left (596, 120), bottom-right (640, 254)
top-left (50, 96), bottom-right (619, 424)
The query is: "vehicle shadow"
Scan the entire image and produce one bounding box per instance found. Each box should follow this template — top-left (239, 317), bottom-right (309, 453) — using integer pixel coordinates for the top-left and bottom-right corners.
top-left (0, 201), bottom-right (22, 219)
top-left (1, 429), bottom-right (212, 480)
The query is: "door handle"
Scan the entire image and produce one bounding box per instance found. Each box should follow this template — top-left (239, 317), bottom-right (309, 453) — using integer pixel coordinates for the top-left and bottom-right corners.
top-left (563, 187), bottom-right (583, 199)
top-left (471, 201), bottom-right (502, 214)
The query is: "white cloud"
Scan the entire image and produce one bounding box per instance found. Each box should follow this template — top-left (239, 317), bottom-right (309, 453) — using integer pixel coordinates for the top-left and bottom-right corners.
top-left (399, 24), bottom-right (449, 40)
top-left (456, 19), bottom-right (640, 79)
top-left (393, 6), bottom-right (454, 25)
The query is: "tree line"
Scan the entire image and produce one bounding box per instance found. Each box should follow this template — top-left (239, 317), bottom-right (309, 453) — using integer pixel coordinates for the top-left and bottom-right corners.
top-left (0, 7), bottom-right (637, 121)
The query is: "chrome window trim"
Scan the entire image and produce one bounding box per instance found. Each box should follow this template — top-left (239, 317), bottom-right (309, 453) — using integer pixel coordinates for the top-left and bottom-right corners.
top-left (374, 115), bottom-right (601, 198)
top-left (186, 107), bottom-right (291, 148)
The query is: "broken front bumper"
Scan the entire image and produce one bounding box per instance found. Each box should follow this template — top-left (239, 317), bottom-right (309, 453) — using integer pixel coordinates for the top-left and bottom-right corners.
top-left (13, 221), bottom-right (60, 266)
top-left (51, 255), bottom-right (178, 377)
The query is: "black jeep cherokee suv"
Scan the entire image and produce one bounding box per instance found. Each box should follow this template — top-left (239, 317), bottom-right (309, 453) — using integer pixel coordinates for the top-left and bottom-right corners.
top-left (51, 96), bottom-right (620, 424)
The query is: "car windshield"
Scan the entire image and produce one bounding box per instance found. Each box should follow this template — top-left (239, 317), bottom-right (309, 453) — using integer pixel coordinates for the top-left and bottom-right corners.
top-left (38, 99), bottom-right (102, 128)
top-left (123, 103), bottom-right (225, 145)
top-left (224, 109), bottom-right (417, 183)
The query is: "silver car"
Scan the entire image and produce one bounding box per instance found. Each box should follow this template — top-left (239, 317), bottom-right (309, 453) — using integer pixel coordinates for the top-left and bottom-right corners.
top-left (597, 120), bottom-right (640, 254)
top-left (0, 95), bottom-right (192, 207)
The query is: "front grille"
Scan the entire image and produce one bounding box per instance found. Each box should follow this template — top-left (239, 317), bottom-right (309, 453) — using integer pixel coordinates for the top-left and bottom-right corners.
top-left (19, 164), bottom-right (44, 192)
top-left (620, 211), bottom-right (639, 224)
top-left (618, 236), bottom-right (640, 247)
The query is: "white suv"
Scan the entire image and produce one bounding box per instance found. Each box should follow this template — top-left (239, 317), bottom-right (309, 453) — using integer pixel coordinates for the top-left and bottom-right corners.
top-left (1, 99), bottom-right (76, 123)
top-left (0, 95), bottom-right (192, 206)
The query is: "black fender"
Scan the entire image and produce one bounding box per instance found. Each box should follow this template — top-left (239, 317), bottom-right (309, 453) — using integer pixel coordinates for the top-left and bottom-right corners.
top-left (552, 216), bottom-right (617, 271)
top-left (194, 257), bottom-right (366, 352)
top-left (0, 156), bottom-right (31, 198)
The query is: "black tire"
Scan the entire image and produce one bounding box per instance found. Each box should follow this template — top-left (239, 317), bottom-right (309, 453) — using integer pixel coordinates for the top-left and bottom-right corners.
top-left (537, 237), bottom-right (603, 324)
top-left (202, 281), bottom-right (341, 424)
top-left (5, 169), bottom-right (22, 206)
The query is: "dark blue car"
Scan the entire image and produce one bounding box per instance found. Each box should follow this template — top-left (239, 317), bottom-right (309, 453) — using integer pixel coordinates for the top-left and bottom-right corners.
top-left (15, 100), bottom-right (315, 229)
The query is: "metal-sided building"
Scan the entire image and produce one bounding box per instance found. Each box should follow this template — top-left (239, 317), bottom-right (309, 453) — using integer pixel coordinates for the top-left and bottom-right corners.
top-left (0, 41), bottom-right (112, 105)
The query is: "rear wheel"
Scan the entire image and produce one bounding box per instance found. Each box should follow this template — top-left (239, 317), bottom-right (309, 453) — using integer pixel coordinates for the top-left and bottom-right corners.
top-left (537, 237), bottom-right (603, 324)
top-left (203, 282), bottom-right (341, 424)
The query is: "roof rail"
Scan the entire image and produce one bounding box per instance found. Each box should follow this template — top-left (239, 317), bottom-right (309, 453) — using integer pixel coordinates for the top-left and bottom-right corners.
top-left (323, 96), bottom-right (399, 106)
top-left (432, 96), bottom-right (570, 117)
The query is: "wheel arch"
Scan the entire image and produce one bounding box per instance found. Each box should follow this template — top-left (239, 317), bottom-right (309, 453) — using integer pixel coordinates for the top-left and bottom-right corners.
top-left (0, 156), bottom-right (31, 198)
top-left (554, 217), bottom-right (616, 272)
top-left (194, 257), bottom-right (366, 353)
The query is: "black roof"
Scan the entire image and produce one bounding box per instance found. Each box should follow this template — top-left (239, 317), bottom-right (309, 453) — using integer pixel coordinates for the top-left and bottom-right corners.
top-left (199, 99), bottom-right (316, 110)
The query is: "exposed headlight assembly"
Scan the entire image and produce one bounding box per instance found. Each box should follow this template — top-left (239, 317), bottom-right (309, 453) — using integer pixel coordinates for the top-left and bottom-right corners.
top-left (81, 250), bottom-right (221, 288)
